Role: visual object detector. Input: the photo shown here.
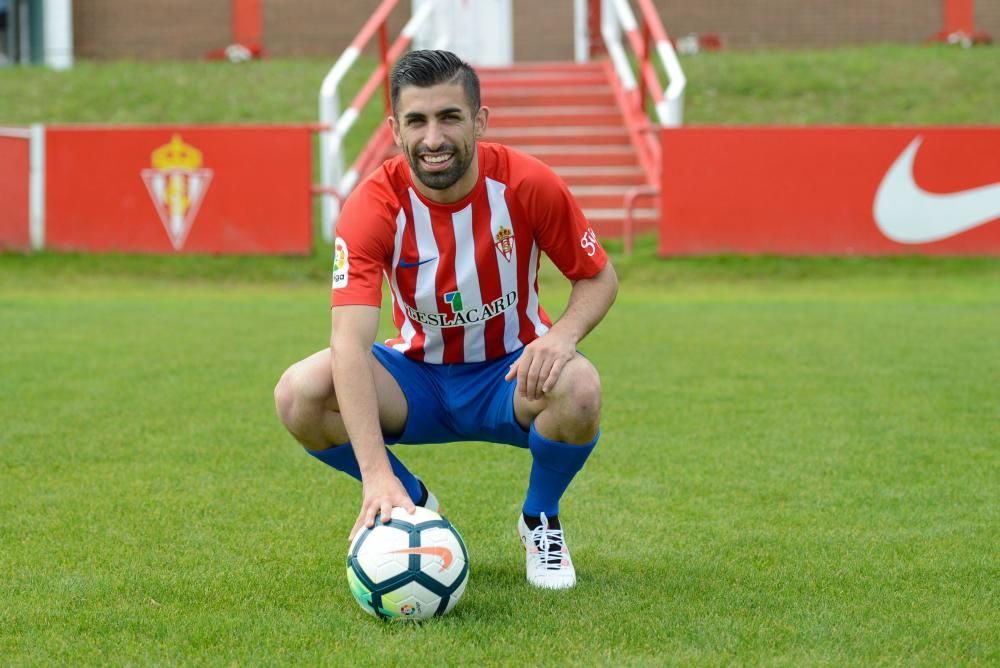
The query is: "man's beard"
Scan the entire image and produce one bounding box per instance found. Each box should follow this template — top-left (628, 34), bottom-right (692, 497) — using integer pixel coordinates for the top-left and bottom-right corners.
top-left (406, 139), bottom-right (475, 191)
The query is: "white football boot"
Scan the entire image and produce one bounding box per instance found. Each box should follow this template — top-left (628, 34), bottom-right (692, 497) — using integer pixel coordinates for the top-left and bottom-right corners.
top-left (517, 512), bottom-right (576, 589)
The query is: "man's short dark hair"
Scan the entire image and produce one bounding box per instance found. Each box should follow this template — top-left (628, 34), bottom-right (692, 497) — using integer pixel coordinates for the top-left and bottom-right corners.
top-left (390, 50), bottom-right (481, 116)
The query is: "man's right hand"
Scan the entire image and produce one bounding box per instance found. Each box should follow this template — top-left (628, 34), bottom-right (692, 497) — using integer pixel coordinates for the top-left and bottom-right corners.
top-left (349, 471), bottom-right (417, 542)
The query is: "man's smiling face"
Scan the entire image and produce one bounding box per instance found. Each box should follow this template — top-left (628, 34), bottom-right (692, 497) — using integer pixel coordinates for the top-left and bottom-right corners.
top-left (389, 81), bottom-right (487, 203)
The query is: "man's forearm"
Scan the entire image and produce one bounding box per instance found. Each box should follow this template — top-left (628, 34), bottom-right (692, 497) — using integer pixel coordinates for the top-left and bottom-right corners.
top-left (331, 344), bottom-right (392, 477)
top-left (548, 263), bottom-right (618, 345)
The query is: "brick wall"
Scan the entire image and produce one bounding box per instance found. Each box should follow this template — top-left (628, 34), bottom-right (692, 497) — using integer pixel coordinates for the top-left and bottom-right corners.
top-left (73, 1), bottom-right (999, 61)
top-left (73, 0), bottom-right (408, 59)
top-left (511, 0), bottom-right (984, 60)
top-left (74, 0), bottom-right (230, 59)
top-left (979, 0), bottom-right (1000, 38)
top-left (653, 0), bottom-right (945, 49)
top-left (262, 0), bottom-right (408, 58)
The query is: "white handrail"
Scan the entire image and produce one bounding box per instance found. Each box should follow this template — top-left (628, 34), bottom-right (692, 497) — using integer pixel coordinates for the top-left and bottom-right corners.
top-left (574, 0), bottom-right (589, 63)
top-left (611, 0), bottom-right (637, 33)
top-left (604, 0), bottom-right (686, 127)
top-left (655, 38), bottom-right (686, 126)
top-left (602, 2), bottom-right (637, 92)
top-left (318, 46), bottom-right (360, 238)
top-left (317, 0), bottom-right (439, 241)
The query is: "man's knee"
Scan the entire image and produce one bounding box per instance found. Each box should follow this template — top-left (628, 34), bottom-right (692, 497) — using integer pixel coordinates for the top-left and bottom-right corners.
top-left (554, 358), bottom-right (602, 429)
top-left (273, 358), bottom-right (337, 429)
top-left (273, 366), bottom-right (299, 427)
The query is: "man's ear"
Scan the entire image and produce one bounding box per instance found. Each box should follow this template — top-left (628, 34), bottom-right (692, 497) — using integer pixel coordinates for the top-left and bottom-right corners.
top-left (388, 115), bottom-right (403, 147)
top-left (474, 106), bottom-right (489, 138)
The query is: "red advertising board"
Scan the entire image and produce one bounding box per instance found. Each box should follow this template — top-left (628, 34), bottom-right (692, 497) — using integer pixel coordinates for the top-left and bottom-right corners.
top-left (659, 127), bottom-right (1000, 255)
top-left (0, 134), bottom-right (31, 251)
top-left (45, 125), bottom-right (313, 254)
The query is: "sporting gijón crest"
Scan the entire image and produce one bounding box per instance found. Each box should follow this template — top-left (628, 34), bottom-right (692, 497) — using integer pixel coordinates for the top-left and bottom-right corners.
top-left (494, 225), bottom-right (514, 262)
top-left (141, 134), bottom-right (213, 250)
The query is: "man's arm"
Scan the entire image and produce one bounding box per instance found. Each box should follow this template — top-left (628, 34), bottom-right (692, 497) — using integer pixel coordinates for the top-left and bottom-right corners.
top-left (505, 261), bottom-right (618, 400)
top-left (331, 305), bottom-right (416, 540)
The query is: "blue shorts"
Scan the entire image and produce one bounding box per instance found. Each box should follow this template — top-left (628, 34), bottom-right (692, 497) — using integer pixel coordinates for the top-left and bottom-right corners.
top-left (371, 343), bottom-right (529, 449)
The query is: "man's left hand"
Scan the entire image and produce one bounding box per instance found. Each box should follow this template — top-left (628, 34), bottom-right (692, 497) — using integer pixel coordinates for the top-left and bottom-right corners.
top-left (504, 330), bottom-right (576, 401)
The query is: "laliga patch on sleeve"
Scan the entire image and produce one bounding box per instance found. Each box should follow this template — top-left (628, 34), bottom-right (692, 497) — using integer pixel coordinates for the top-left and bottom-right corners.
top-left (332, 237), bottom-right (349, 288)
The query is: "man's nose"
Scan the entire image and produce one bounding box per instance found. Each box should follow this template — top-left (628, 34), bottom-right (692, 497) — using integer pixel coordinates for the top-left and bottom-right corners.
top-left (423, 121), bottom-right (444, 150)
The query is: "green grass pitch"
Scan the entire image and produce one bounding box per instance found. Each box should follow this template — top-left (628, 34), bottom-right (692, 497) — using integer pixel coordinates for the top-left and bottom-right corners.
top-left (1, 247), bottom-right (998, 664)
top-left (1, 45), bottom-right (1000, 664)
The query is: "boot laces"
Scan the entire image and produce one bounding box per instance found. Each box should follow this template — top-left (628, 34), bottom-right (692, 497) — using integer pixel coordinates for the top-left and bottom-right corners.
top-left (527, 513), bottom-right (569, 570)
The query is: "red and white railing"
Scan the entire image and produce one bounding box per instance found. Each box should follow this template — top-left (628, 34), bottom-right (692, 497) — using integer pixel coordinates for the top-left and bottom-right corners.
top-left (319, 0), bottom-right (683, 249)
top-left (580, 0), bottom-right (686, 252)
top-left (579, 0), bottom-right (686, 128)
top-left (317, 0), bottom-right (446, 241)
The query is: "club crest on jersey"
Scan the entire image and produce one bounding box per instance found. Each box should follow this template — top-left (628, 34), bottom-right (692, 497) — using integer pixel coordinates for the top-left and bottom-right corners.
top-left (332, 237), bottom-right (349, 288)
top-left (494, 225), bottom-right (514, 262)
top-left (141, 134), bottom-right (213, 250)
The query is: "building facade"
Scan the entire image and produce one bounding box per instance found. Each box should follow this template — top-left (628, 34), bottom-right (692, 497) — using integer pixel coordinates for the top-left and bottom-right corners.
top-left (69, 0), bottom-right (1000, 61)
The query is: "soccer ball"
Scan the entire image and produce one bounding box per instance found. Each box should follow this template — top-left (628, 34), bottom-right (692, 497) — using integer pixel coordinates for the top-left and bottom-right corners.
top-left (346, 506), bottom-right (469, 620)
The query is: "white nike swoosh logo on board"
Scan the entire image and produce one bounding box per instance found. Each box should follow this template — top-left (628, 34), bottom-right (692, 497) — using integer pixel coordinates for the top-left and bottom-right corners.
top-left (873, 136), bottom-right (1000, 244)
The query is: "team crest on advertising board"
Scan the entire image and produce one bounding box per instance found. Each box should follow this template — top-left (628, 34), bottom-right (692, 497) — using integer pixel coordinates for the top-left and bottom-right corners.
top-left (494, 225), bottom-right (514, 262)
top-left (141, 134), bottom-right (213, 250)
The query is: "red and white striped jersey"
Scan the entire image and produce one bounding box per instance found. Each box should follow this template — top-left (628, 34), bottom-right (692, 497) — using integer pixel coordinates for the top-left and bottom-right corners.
top-left (331, 142), bottom-right (607, 364)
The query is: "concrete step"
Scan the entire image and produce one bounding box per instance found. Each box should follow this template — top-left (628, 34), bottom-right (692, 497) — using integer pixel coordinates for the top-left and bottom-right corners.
top-left (481, 82), bottom-right (613, 92)
top-left (554, 165), bottom-right (647, 186)
top-left (478, 62), bottom-right (606, 84)
top-left (586, 207), bottom-right (660, 240)
top-left (514, 144), bottom-right (639, 167)
top-left (570, 185), bottom-right (657, 209)
top-left (486, 126), bottom-right (631, 146)
top-left (584, 207), bottom-right (658, 220)
top-left (479, 70), bottom-right (610, 90)
top-left (483, 86), bottom-right (615, 107)
top-left (489, 106), bottom-right (624, 127)
top-left (588, 216), bottom-right (660, 238)
top-left (479, 73), bottom-right (610, 88)
top-left (478, 61), bottom-right (605, 73)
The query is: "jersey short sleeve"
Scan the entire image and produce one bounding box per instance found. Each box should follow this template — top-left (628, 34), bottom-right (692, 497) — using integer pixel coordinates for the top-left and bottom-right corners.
top-left (330, 173), bottom-right (397, 308)
top-left (510, 152), bottom-right (608, 280)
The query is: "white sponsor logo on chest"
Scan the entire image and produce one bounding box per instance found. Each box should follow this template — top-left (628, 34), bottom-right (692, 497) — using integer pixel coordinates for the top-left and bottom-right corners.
top-left (402, 290), bottom-right (517, 329)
